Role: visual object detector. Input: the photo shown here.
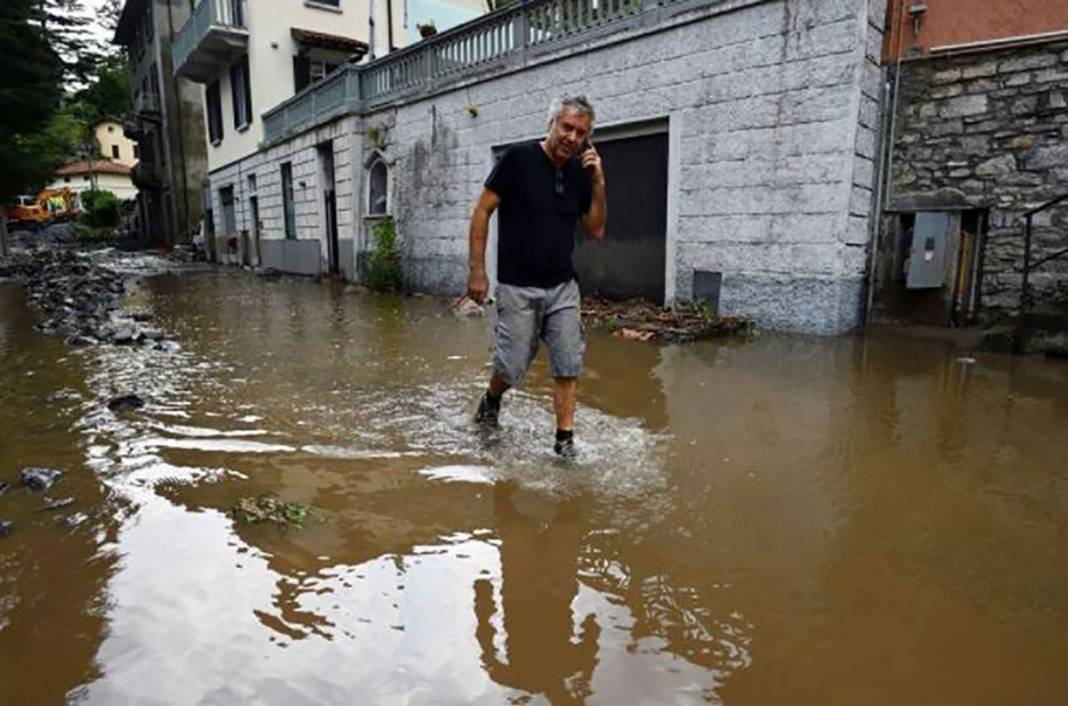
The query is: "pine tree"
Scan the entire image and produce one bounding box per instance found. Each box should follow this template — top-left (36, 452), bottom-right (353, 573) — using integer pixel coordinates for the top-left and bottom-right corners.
top-left (0, 0), bottom-right (63, 252)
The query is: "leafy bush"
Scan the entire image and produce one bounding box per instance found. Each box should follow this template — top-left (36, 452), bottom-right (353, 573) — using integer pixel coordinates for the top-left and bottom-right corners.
top-left (80, 189), bottom-right (121, 228)
top-left (367, 216), bottom-right (402, 292)
top-left (72, 221), bottom-right (116, 243)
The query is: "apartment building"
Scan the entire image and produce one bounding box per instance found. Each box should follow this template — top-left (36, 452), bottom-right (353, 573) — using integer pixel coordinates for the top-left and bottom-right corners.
top-left (870, 0), bottom-right (1068, 329)
top-left (174, 0), bottom-right (485, 264)
top-left (114, 0), bottom-right (210, 246)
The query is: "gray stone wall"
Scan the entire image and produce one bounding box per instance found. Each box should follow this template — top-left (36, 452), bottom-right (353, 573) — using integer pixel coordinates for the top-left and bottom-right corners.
top-left (211, 0), bottom-right (884, 334)
top-left (888, 39), bottom-right (1068, 315)
top-left (381, 0), bottom-right (884, 333)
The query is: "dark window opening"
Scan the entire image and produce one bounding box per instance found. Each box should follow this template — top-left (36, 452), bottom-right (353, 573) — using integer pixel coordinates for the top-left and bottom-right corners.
top-left (367, 159), bottom-right (388, 215)
top-left (281, 162), bottom-right (296, 239)
top-left (206, 80), bottom-right (224, 144)
top-left (230, 55), bottom-right (253, 129)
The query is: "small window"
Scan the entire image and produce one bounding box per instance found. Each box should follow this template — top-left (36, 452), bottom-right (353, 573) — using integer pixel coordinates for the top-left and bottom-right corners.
top-left (206, 80), bottom-right (224, 144)
top-left (108, 125), bottom-right (115, 133)
top-left (133, 144), bottom-right (141, 159)
top-left (84, 176), bottom-right (91, 182)
top-left (367, 157), bottom-right (388, 215)
top-left (64, 176), bottom-right (71, 183)
top-left (112, 145), bottom-right (120, 159)
top-left (248, 173), bottom-right (257, 192)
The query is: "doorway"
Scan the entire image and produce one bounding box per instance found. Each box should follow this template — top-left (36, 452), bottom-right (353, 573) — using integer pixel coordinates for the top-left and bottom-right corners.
top-left (317, 142), bottom-right (339, 275)
top-left (572, 130), bottom-right (668, 304)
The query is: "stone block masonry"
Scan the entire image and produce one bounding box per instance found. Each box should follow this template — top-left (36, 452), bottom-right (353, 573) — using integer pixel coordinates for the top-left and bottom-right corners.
top-left (210, 0), bottom-right (885, 334)
top-left (888, 38), bottom-right (1068, 315)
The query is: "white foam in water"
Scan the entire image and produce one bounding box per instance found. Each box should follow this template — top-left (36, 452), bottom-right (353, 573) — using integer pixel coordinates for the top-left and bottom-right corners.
top-left (365, 380), bottom-right (670, 498)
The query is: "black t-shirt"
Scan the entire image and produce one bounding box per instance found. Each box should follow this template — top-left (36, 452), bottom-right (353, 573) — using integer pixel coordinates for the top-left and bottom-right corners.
top-left (485, 141), bottom-right (593, 287)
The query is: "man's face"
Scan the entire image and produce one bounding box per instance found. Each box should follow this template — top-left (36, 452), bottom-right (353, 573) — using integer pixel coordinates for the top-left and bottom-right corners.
top-left (547, 108), bottom-right (592, 162)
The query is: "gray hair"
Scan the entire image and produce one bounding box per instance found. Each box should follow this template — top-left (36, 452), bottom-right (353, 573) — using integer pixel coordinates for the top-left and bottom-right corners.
top-left (546, 95), bottom-right (595, 130)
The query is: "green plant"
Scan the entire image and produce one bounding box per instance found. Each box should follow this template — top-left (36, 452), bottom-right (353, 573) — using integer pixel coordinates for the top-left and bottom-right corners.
top-left (80, 188), bottom-right (121, 228)
top-left (72, 221), bottom-right (116, 243)
top-left (367, 216), bottom-right (401, 292)
top-left (366, 123), bottom-right (389, 150)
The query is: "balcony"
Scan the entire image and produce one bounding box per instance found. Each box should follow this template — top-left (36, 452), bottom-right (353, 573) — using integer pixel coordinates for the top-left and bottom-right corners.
top-left (134, 91), bottom-right (162, 117)
top-left (262, 0), bottom-right (706, 145)
top-left (173, 0), bottom-right (248, 82)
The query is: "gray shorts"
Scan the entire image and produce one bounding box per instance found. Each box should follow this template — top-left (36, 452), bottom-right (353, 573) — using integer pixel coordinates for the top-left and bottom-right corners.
top-left (493, 279), bottom-right (585, 386)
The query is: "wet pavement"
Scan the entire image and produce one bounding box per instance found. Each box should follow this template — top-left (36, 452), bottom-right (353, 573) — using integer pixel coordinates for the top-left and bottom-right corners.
top-left (1, 264), bottom-right (1067, 705)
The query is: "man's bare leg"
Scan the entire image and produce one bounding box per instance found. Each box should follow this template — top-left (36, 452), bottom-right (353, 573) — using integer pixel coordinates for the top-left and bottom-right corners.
top-left (553, 376), bottom-right (578, 429)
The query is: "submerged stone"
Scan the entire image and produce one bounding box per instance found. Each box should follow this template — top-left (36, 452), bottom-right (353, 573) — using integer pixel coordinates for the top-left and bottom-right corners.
top-left (57, 512), bottom-right (89, 530)
top-left (0, 520), bottom-right (12, 537)
top-left (38, 496), bottom-right (76, 512)
top-left (108, 394), bottom-right (146, 412)
top-left (20, 467), bottom-right (62, 491)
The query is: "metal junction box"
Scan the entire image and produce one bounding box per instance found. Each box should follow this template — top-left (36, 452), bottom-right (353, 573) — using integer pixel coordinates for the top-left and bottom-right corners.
top-left (906, 211), bottom-right (952, 289)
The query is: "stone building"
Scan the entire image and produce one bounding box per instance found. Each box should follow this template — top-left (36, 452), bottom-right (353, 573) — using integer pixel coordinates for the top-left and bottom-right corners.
top-left (871, 0), bottom-right (1068, 327)
top-left (114, 0), bottom-right (210, 246)
top-left (200, 0), bottom-right (888, 335)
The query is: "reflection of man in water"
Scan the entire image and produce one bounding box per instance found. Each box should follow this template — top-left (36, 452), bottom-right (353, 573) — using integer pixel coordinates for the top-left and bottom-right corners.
top-left (474, 483), bottom-right (600, 704)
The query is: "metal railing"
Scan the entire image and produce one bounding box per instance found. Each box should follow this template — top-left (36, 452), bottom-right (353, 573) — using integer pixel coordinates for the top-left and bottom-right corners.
top-left (1020, 192), bottom-right (1068, 312)
top-left (262, 0), bottom-right (720, 144)
top-left (134, 91), bottom-right (162, 115)
top-left (173, 0), bottom-right (247, 76)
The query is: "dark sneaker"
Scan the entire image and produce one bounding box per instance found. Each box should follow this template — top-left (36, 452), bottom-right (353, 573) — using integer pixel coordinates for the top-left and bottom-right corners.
top-left (553, 437), bottom-right (576, 460)
top-left (474, 392), bottom-right (500, 429)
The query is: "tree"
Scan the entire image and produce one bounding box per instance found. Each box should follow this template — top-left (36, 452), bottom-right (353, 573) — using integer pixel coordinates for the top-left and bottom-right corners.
top-left (0, 0), bottom-right (63, 253)
top-left (38, 0), bottom-right (107, 87)
top-left (77, 56), bottom-right (132, 118)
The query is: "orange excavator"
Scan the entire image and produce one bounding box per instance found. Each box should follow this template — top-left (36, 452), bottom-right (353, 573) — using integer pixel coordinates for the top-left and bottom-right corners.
top-left (4, 188), bottom-right (79, 230)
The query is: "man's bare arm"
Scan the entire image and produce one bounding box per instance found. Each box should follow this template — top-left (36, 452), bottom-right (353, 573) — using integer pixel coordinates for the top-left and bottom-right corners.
top-left (466, 188), bottom-right (501, 304)
top-left (581, 147), bottom-right (606, 239)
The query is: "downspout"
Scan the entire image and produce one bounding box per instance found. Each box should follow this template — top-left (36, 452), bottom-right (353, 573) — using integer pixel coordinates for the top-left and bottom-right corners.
top-left (865, 0), bottom-right (909, 321)
top-left (167, 0), bottom-right (193, 245)
top-left (387, 0), bottom-right (395, 52)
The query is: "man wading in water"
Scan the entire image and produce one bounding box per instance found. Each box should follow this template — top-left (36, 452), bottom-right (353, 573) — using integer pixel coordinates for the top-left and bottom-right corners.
top-left (465, 95), bottom-right (607, 458)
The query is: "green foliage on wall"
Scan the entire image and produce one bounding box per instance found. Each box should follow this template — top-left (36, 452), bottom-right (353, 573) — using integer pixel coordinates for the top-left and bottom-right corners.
top-left (367, 216), bottom-right (402, 292)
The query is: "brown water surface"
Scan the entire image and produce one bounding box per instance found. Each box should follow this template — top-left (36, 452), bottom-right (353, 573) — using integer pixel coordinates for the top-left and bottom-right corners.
top-left (1, 267), bottom-right (1066, 705)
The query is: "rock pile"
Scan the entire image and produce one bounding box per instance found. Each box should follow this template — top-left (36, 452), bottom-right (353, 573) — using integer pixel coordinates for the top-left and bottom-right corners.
top-left (3, 248), bottom-right (177, 350)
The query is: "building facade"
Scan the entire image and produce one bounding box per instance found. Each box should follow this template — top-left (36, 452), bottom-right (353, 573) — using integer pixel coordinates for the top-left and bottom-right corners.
top-left (93, 117), bottom-right (141, 168)
top-left (49, 160), bottom-right (138, 201)
top-left (195, 0), bottom-right (888, 335)
top-left (871, 0), bottom-right (1068, 326)
top-left (114, 0), bottom-right (210, 246)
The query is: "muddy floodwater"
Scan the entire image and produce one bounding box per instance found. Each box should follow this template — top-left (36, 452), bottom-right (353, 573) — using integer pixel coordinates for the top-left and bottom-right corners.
top-left (2, 266), bottom-right (1067, 705)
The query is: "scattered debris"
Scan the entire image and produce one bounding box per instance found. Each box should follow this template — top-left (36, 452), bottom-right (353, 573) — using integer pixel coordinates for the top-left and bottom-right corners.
top-left (0, 482), bottom-right (9, 496)
top-left (20, 467), bottom-right (63, 492)
top-left (108, 394), bottom-right (146, 412)
top-left (231, 495), bottom-right (322, 530)
top-left (0, 520), bottom-right (12, 537)
top-left (581, 297), bottom-right (755, 343)
top-left (57, 512), bottom-right (89, 530)
top-left (37, 496), bottom-right (76, 512)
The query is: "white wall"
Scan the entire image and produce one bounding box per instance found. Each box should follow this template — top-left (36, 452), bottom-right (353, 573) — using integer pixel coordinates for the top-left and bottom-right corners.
top-left (206, 0), bottom-right (409, 172)
top-left (48, 172), bottom-right (139, 201)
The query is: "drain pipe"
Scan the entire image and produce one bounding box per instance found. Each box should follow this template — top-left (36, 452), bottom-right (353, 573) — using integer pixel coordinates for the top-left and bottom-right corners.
top-left (865, 1), bottom-right (909, 321)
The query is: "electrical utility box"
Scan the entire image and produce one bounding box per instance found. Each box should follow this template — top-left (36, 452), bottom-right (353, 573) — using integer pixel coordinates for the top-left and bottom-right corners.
top-left (906, 211), bottom-right (952, 289)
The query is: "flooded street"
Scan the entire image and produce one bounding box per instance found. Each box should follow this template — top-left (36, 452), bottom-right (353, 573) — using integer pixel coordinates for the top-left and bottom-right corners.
top-left (2, 266), bottom-right (1067, 705)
